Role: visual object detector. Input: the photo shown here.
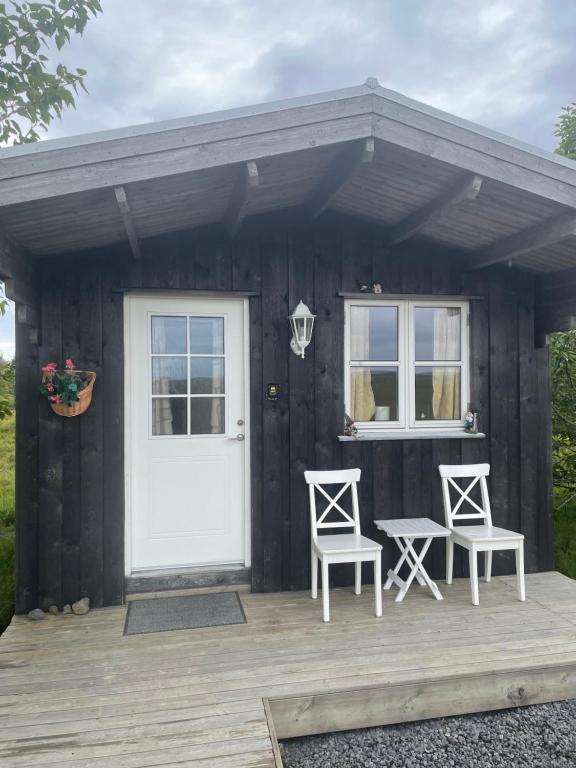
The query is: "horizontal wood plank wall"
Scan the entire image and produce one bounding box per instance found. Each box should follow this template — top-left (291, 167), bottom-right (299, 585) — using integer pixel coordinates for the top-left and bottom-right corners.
top-left (21, 211), bottom-right (553, 609)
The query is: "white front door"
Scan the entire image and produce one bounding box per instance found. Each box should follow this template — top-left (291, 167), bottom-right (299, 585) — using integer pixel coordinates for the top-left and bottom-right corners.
top-left (126, 295), bottom-right (248, 572)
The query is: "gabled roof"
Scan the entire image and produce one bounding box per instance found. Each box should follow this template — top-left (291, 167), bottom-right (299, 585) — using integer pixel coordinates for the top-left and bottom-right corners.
top-left (2, 78), bottom-right (576, 174)
top-left (0, 78), bottom-right (575, 273)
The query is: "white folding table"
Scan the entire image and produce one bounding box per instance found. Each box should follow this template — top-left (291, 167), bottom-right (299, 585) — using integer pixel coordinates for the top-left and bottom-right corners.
top-left (374, 517), bottom-right (450, 602)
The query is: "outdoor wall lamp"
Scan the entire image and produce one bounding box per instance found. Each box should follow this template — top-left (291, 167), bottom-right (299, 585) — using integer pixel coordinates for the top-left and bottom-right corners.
top-left (289, 300), bottom-right (316, 358)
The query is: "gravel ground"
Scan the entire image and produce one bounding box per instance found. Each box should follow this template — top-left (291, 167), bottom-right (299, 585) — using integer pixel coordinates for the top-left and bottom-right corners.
top-left (281, 700), bottom-right (576, 768)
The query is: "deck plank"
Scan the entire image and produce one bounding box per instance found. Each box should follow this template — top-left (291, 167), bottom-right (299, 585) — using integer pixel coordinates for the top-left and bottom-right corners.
top-left (1, 573), bottom-right (576, 767)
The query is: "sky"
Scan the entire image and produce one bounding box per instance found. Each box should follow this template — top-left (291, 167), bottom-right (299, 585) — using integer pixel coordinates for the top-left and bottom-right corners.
top-left (1, 0), bottom-right (575, 357)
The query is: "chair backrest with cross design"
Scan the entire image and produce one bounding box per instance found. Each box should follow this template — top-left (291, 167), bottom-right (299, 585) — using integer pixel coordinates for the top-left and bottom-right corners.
top-left (304, 469), bottom-right (361, 540)
top-left (438, 463), bottom-right (493, 529)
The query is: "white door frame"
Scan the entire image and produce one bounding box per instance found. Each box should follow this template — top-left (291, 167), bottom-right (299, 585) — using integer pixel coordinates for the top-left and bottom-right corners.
top-left (123, 292), bottom-right (251, 577)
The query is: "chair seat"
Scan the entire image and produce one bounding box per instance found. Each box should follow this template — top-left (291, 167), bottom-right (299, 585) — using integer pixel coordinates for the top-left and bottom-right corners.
top-left (313, 534), bottom-right (382, 555)
top-left (451, 525), bottom-right (524, 544)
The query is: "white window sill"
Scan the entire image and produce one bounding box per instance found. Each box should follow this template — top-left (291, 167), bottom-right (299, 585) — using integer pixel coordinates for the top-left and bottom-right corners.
top-left (338, 430), bottom-right (486, 442)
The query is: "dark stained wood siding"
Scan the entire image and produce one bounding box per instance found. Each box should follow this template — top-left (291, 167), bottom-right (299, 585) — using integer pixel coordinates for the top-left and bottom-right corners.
top-left (15, 211), bottom-right (555, 610)
top-left (14, 288), bottom-right (40, 614)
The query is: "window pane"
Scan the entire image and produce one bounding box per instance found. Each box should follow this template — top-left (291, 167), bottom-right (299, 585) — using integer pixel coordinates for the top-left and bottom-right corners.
top-left (351, 367), bottom-right (398, 422)
top-left (190, 358), bottom-right (225, 395)
top-left (415, 366), bottom-right (461, 420)
top-left (415, 307), bottom-right (461, 361)
top-left (350, 306), bottom-right (397, 361)
top-left (190, 317), bottom-right (224, 354)
top-left (152, 398), bottom-right (187, 435)
top-left (152, 357), bottom-right (187, 395)
top-left (151, 316), bottom-right (187, 354)
top-left (190, 397), bottom-right (225, 434)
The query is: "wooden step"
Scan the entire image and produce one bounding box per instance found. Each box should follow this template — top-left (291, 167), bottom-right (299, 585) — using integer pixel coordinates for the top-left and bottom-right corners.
top-left (125, 565), bottom-right (251, 595)
top-left (268, 660), bottom-right (576, 739)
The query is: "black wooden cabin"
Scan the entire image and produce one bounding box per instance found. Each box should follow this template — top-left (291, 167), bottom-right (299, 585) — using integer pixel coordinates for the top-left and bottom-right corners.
top-left (2, 79), bottom-right (575, 613)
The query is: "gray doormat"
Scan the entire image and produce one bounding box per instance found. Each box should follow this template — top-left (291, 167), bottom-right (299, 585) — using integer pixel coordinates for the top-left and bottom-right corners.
top-left (124, 591), bottom-right (247, 635)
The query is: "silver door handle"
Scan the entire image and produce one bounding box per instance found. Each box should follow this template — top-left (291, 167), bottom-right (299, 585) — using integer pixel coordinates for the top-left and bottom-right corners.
top-left (229, 433), bottom-right (245, 442)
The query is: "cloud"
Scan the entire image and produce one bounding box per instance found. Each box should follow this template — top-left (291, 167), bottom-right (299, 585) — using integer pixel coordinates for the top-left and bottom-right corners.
top-left (413, 0), bottom-right (566, 125)
top-left (42, 0), bottom-right (575, 151)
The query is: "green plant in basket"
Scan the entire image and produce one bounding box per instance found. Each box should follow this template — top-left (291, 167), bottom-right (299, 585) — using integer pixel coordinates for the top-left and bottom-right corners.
top-left (39, 359), bottom-right (90, 405)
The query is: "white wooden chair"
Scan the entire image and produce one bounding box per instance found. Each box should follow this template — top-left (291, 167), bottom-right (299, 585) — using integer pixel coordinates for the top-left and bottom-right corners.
top-left (305, 469), bottom-right (382, 622)
top-left (438, 463), bottom-right (525, 606)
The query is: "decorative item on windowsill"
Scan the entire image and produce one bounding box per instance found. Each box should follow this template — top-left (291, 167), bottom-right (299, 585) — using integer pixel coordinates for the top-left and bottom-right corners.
top-left (344, 413), bottom-right (359, 439)
top-left (289, 300), bottom-right (315, 358)
top-left (374, 405), bottom-right (390, 421)
top-left (464, 407), bottom-right (479, 434)
top-left (359, 282), bottom-right (383, 294)
top-left (39, 359), bottom-right (96, 417)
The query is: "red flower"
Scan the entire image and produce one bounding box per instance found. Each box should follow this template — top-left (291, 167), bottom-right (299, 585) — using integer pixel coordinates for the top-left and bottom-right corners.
top-left (65, 359), bottom-right (75, 370)
top-left (42, 362), bottom-right (57, 373)
top-left (46, 383), bottom-right (55, 393)
top-left (49, 395), bottom-right (62, 404)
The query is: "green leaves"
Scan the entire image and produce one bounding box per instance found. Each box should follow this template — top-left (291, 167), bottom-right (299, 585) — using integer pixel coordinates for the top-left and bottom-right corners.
top-left (555, 104), bottom-right (576, 162)
top-left (39, 365), bottom-right (89, 406)
top-left (552, 331), bottom-right (576, 505)
top-left (0, 0), bottom-right (102, 145)
top-left (0, 357), bottom-right (14, 420)
top-left (0, 283), bottom-right (7, 317)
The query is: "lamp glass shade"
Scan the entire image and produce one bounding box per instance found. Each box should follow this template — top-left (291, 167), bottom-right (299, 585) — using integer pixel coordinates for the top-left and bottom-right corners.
top-left (289, 300), bottom-right (315, 358)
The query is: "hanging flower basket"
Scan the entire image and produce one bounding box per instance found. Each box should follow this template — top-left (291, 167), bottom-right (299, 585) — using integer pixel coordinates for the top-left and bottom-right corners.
top-left (40, 360), bottom-right (96, 418)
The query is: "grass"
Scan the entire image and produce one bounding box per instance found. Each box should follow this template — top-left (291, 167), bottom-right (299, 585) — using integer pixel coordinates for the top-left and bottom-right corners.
top-left (554, 495), bottom-right (576, 581)
top-left (0, 415), bottom-right (14, 634)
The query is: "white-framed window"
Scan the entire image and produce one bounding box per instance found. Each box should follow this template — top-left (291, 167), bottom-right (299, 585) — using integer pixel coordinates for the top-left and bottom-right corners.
top-left (149, 313), bottom-right (227, 437)
top-left (344, 299), bottom-right (469, 433)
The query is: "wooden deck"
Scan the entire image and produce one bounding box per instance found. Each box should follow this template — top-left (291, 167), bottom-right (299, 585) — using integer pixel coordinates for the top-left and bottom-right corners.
top-left (1, 572), bottom-right (576, 767)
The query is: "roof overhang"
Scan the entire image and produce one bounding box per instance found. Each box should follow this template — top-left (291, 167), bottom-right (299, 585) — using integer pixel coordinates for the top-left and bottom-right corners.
top-left (0, 78), bottom-right (575, 286)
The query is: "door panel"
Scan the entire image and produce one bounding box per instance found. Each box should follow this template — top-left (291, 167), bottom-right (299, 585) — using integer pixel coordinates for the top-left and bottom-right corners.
top-left (127, 296), bottom-right (247, 571)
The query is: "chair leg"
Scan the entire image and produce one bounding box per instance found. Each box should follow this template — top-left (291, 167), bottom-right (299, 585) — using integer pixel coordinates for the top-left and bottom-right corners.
top-left (469, 548), bottom-right (479, 606)
top-left (446, 538), bottom-right (454, 585)
top-left (311, 551), bottom-right (318, 599)
top-left (515, 545), bottom-right (526, 602)
top-left (485, 550), bottom-right (492, 583)
top-left (374, 554), bottom-right (382, 618)
top-left (355, 562), bottom-right (362, 595)
top-left (321, 559), bottom-right (330, 622)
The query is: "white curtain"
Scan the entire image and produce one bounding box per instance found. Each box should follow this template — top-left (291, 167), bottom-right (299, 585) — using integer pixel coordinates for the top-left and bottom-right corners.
top-left (350, 308), bottom-right (376, 421)
top-left (210, 398), bottom-right (223, 434)
top-left (432, 309), bottom-right (460, 419)
top-left (151, 318), bottom-right (174, 435)
top-left (154, 377), bottom-right (175, 435)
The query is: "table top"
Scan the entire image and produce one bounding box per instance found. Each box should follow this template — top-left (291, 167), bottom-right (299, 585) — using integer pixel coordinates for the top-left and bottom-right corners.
top-left (374, 517), bottom-right (451, 538)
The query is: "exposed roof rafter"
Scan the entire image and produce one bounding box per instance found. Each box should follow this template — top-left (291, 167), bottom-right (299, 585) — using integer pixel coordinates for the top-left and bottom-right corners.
top-left (0, 80), bottom-right (574, 268)
top-left (308, 137), bottom-right (375, 220)
top-left (114, 186), bottom-right (141, 259)
top-left (224, 160), bottom-right (260, 237)
top-left (384, 174), bottom-right (483, 248)
top-left (469, 210), bottom-right (576, 270)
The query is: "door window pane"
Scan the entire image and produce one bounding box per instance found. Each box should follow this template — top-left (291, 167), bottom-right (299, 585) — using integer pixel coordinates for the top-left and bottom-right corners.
top-left (350, 367), bottom-right (398, 422)
top-left (415, 307), bottom-right (461, 361)
top-left (415, 366), bottom-right (461, 420)
top-left (350, 306), bottom-right (397, 361)
top-left (150, 313), bottom-right (228, 437)
top-left (151, 316), bottom-right (187, 354)
top-left (152, 398), bottom-right (187, 435)
top-left (152, 357), bottom-right (187, 395)
top-left (189, 317), bottom-right (224, 355)
top-left (190, 358), bottom-right (225, 395)
top-left (190, 397), bottom-right (225, 434)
